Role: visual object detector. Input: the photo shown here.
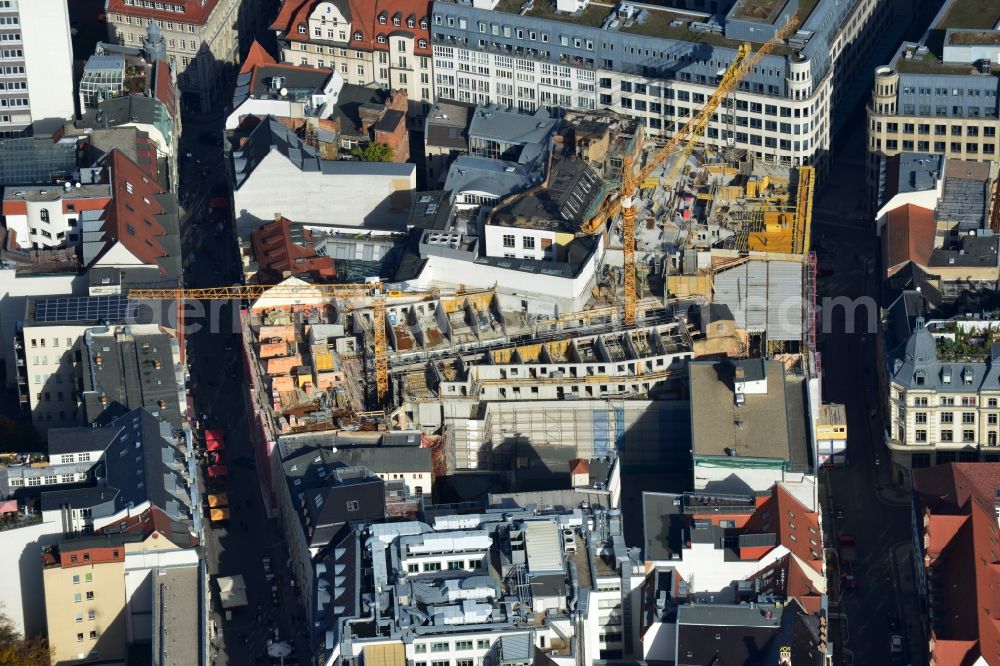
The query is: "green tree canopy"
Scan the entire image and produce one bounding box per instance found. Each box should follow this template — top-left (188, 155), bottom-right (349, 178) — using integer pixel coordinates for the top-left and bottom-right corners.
top-left (351, 142), bottom-right (394, 163)
top-left (0, 609), bottom-right (51, 666)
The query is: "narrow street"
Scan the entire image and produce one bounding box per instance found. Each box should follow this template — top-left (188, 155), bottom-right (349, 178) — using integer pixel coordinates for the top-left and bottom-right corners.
top-left (177, 112), bottom-right (310, 666)
top-left (813, 108), bottom-right (925, 666)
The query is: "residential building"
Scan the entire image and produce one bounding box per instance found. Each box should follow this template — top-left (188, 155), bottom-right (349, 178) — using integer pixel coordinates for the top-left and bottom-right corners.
top-left (42, 538), bottom-right (128, 665)
top-left (2, 181), bottom-right (113, 250)
top-left (431, 0), bottom-right (895, 172)
top-left (879, 156), bottom-right (998, 304)
top-left (424, 98), bottom-right (475, 186)
top-left (688, 358), bottom-right (815, 497)
top-left (104, 0), bottom-right (248, 113)
top-left (911, 463), bottom-right (1000, 666)
top-left (0, 407), bottom-right (197, 636)
top-left (270, 0), bottom-right (434, 112)
top-left (866, 0), bottom-right (1000, 198)
top-left (79, 30), bottom-right (182, 191)
top-left (643, 484), bottom-right (826, 604)
top-left (230, 43), bottom-right (411, 161)
top-left (0, 0), bottom-right (75, 136)
top-left (42, 529), bottom-right (202, 666)
top-left (886, 317), bottom-right (1000, 482)
top-left (397, 110), bottom-right (640, 310)
top-left (229, 116), bottom-right (416, 238)
top-left (17, 298), bottom-right (180, 433)
top-left (247, 215), bottom-right (337, 283)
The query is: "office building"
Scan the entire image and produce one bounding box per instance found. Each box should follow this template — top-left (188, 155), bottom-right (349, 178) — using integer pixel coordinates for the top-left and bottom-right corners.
top-left (0, 0), bottom-right (75, 137)
top-left (866, 0), bottom-right (1000, 196)
top-left (430, 0), bottom-right (894, 171)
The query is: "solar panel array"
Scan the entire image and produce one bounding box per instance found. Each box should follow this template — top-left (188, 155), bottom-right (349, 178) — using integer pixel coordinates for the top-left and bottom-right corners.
top-left (33, 295), bottom-right (136, 324)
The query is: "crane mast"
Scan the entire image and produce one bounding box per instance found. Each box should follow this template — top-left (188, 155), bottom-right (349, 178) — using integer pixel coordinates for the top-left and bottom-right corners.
top-left (588, 16), bottom-right (800, 326)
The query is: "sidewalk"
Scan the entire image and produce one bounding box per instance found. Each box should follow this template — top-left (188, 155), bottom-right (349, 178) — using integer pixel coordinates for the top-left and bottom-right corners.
top-left (891, 542), bottom-right (927, 666)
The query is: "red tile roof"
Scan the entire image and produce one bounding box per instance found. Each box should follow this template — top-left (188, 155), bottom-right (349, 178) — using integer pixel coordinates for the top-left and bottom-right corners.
top-left (101, 149), bottom-right (170, 266)
top-left (241, 40), bottom-right (278, 75)
top-left (250, 216), bottom-right (336, 283)
top-left (273, 0), bottom-right (432, 56)
top-left (106, 0), bottom-right (220, 25)
top-left (882, 203), bottom-right (935, 276)
top-left (754, 554), bottom-right (824, 615)
top-left (913, 463), bottom-right (1000, 666)
top-left (152, 60), bottom-right (176, 120)
top-left (569, 459), bottom-right (590, 474)
top-left (743, 484), bottom-right (823, 573)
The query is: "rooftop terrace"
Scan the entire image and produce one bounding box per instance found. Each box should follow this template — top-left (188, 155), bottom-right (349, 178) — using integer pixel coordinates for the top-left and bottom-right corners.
top-left (487, 0), bottom-right (815, 54)
top-left (937, 0), bottom-right (1000, 30)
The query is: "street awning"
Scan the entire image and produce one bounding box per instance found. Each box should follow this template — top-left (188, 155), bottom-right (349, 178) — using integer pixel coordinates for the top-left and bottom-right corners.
top-left (207, 493), bottom-right (229, 508)
top-left (205, 429), bottom-right (224, 443)
top-left (0, 499), bottom-right (17, 514)
top-left (206, 438), bottom-right (224, 452)
top-left (210, 508), bottom-right (230, 523)
top-left (207, 464), bottom-right (228, 478)
top-left (216, 575), bottom-right (248, 608)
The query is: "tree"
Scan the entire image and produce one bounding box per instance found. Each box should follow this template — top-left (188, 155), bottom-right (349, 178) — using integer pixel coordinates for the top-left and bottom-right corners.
top-left (0, 609), bottom-right (51, 666)
top-left (350, 142), bottom-right (394, 163)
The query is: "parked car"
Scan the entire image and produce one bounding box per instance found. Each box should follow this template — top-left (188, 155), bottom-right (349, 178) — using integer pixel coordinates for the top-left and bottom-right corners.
top-left (887, 613), bottom-right (900, 632)
top-left (838, 534), bottom-right (858, 566)
top-left (890, 634), bottom-right (903, 654)
top-left (840, 573), bottom-right (858, 591)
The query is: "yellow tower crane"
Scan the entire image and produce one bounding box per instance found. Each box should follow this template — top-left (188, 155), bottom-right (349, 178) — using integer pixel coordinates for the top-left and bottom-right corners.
top-left (582, 16), bottom-right (800, 327)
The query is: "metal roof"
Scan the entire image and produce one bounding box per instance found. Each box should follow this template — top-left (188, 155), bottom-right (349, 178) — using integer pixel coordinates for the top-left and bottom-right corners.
top-left (524, 520), bottom-right (564, 573)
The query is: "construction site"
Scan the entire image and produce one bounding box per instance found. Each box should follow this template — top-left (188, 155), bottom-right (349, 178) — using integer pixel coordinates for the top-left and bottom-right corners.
top-left (128, 19), bottom-right (819, 504)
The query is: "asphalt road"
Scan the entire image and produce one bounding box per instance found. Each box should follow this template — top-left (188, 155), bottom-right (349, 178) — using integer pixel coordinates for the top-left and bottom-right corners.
top-left (177, 113), bottom-right (310, 666)
top-left (813, 114), bottom-right (926, 666)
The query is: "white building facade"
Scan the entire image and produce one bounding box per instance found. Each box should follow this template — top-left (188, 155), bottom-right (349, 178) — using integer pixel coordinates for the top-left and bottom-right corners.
top-left (430, 0), bottom-right (893, 172)
top-left (3, 0), bottom-right (76, 136)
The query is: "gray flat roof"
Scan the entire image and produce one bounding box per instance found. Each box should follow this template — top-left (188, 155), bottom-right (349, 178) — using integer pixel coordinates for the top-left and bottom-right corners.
top-left (642, 492), bottom-right (685, 562)
top-left (151, 564), bottom-right (201, 666)
top-left (689, 359), bottom-right (799, 461)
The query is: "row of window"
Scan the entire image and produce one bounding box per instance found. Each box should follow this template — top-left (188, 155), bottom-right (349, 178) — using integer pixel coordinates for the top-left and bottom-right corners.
top-left (908, 428), bottom-right (998, 444)
top-left (414, 638), bottom-right (491, 654)
top-left (878, 138), bottom-right (997, 155)
top-left (8, 472), bottom-right (87, 487)
top-left (905, 395), bottom-right (995, 407)
top-left (122, 0), bottom-right (185, 11)
top-left (909, 411), bottom-right (996, 424)
top-left (406, 559), bottom-right (483, 573)
top-left (878, 121), bottom-right (998, 137)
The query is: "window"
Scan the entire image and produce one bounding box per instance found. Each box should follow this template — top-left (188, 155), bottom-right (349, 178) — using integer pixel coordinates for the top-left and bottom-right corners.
top-left (941, 412), bottom-right (953, 424)
top-left (963, 412), bottom-right (975, 424)
top-left (963, 429), bottom-right (975, 442)
top-left (447, 561), bottom-right (463, 570)
top-left (72, 575), bottom-right (80, 585)
top-left (477, 639), bottom-right (491, 649)
top-left (40, 208), bottom-right (49, 223)
top-left (915, 412), bottom-right (927, 424)
top-left (455, 640), bottom-right (473, 650)
top-left (941, 430), bottom-right (954, 442)
top-left (502, 234), bottom-right (515, 248)
top-left (74, 594), bottom-right (81, 603)
top-left (77, 633), bottom-right (83, 642)
top-left (522, 236), bottom-right (535, 250)
top-left (407, 563), bottom-right (419, 573)
top-left (75, 613), bottom-right (83, 623)
top-left (414, 644), bottom-right (426, 654)
top-left (84, 573), bottom-right (92, 582)
top-left (431, 642), bottom-right (449, 653)
top-left (89, 631), bottom-right (97, 640)
top-left (915, 430), bottom-right (927, 442)
top-left (86, 591), bottom-right (94, 600)
top-left (423, 562), bottom-right (442, 572)
top-left (88, 611), bottom-right (95, 621)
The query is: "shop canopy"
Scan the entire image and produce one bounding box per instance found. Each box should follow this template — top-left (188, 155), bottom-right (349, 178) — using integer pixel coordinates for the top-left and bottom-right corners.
top-left (207, 464), bottom-right (229, 479)
top-left (216, 575), bottom-right (248, 608)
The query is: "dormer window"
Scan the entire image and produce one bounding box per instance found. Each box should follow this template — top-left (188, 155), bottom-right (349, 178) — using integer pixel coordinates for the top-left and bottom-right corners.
top-left (418, 38), bottom-right (427, 48)
top-left (942, 368), bottom-right (951, 385)
top-left (420, 17), bottom-right (428, 29)
top-left (354, 31), bottom-right (362, 41)
top-left (378, 13), bottom-right (386, 24)
top-left (393, 16), bottom-right (400, 26)
top-left (298, 23), bottom-right (306, 34)
top-left (377, 34), bottom-right (386, 44)
top-left (408, 17), bottom-right (415, 28)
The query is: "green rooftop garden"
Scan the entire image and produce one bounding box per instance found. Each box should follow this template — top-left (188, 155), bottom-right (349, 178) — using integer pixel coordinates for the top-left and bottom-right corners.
top-left (937, 0), bottom-right (1000, 30)
top-left (934, 323), bottom-right (999, 360)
